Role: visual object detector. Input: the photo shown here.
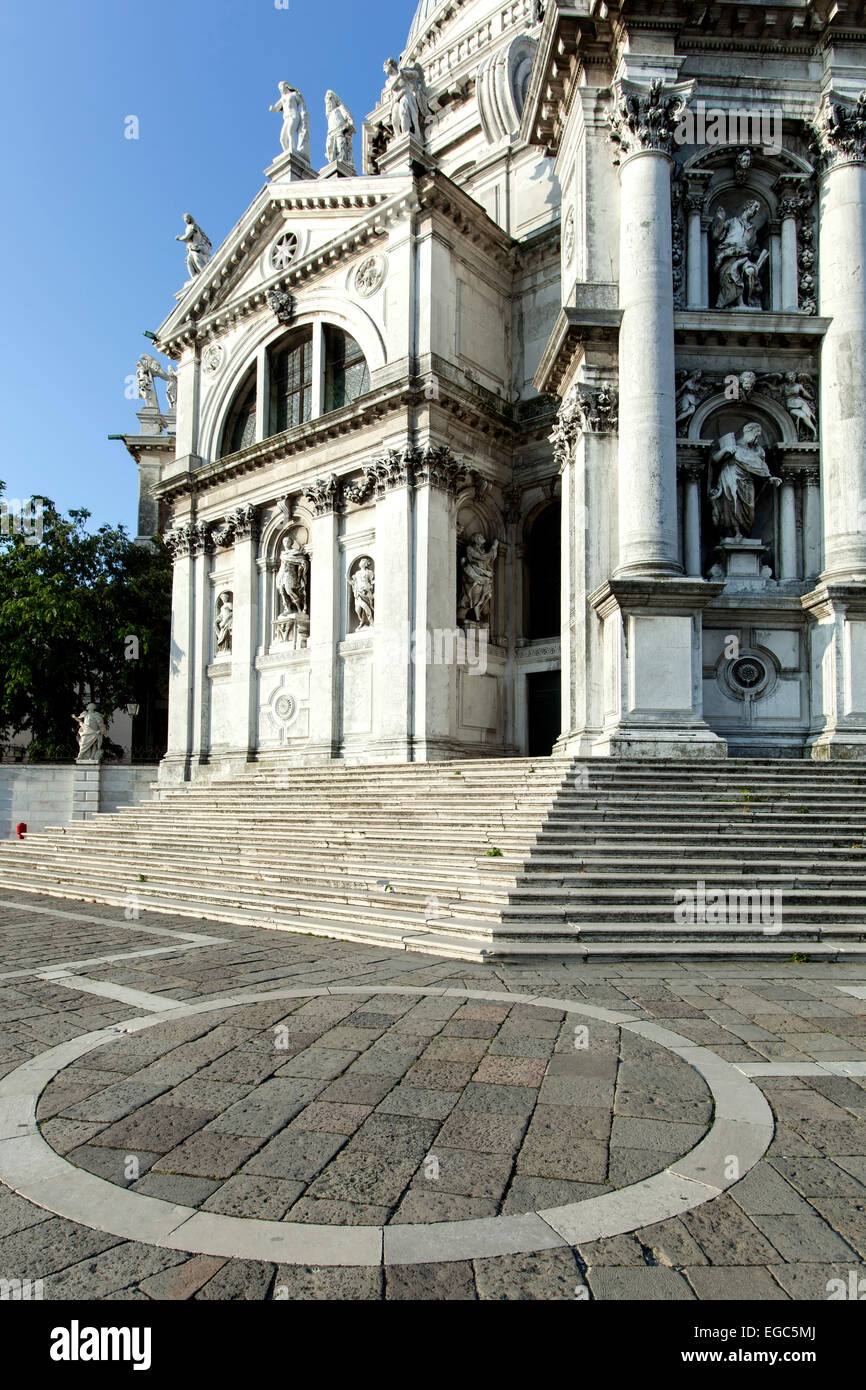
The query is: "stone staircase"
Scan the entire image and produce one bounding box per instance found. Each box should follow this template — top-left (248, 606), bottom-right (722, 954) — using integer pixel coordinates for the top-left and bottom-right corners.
top-left (1, 757), bottom-right (865, 962)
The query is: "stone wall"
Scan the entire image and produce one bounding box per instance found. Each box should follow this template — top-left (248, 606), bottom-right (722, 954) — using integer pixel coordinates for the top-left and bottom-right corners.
top-left (0, 766), bottom-right (159, 838)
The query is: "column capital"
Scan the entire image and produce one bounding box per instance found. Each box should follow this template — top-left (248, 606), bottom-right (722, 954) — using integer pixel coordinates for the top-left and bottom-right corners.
top-left (607, 78), bottom-right (693, 164)
top-left (811, 90), bottom-right (866, 173)
top-left (163, 519), bottom-right (213, 561)
top-left (550, 380), bottom-right (618, 469)
top-left (211, 504), bottom-right (260, 546)
top-left (303, 474), bottom-right (343, 516)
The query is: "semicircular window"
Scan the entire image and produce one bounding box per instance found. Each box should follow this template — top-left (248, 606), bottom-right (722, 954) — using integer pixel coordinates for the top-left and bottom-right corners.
top-left (324, 327), bottom-right (370, 413)
top-left (218, 364), bottom-right (257, 458)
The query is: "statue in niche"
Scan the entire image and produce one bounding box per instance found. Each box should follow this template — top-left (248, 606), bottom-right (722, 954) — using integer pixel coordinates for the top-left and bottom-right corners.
top-left (349, 557), bottom-right (375, 628)
top-left (325, 90), bottom-right (355, 168)
top-left (711, 200), bottom-right (767, 310)
top-left (176, 214), bottom-right (212, 279)
top-left (458, 534), bottom-right (499, 624)
top-left (215, 592), bottom-right (233, 654)
top-left (709, 423), bottom-right (780, 540)
top-left (270, 83), bottom-right (310, 160)
top-left (274, 536), bottom-right (309, 646)
top-left (382, 58), bottom-right (429, 142)
top-left (74, 704), bottom-right (107, 762)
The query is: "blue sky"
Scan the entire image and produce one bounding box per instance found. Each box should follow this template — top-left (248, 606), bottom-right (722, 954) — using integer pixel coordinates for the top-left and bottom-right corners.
top-left (0, 0), bottom-right (415, 532)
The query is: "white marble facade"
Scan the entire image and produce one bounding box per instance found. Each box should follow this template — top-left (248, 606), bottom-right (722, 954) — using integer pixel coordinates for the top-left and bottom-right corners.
top-left (120, 0), bottom-right (866, 780)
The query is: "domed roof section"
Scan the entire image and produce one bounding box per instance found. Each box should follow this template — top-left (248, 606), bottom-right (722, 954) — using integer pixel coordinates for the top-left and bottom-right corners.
top-left (406, 0), bottom-right (444, 49)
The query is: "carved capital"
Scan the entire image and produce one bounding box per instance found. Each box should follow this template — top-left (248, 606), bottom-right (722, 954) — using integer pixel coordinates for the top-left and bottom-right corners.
top-left (503, 486), bottom-right (523, 525)
top-left (415, 445), bottom-right (466, 493)
top-left (163, 519), bottom-right (213, 560)
top-left (812, 91), bottom-right (866, 171)
top-left (608, 78), bottom-right (691, 162)
top-left (212, 505), bottom-right (260, 546)
top-left (303, 474), bottom-right (342, 516)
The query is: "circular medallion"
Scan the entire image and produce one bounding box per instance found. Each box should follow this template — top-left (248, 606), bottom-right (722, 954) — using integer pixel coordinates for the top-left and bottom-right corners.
top-left (271, 232), bottom-right (299, 272)
top-left (731, 657), bottom-right (765, 690)
top-left (563, 207), bottom-right (575, 265)
top-left (274, 693), bottom-right (297, 722)
top-left (202, 343), bottom-right (224, 375)
top-left (354, 254), bottom-right (387, 297)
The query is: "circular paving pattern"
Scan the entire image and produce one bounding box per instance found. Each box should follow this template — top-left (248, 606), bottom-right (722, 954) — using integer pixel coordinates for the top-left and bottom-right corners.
top-left (0, 988), bottom-right (774, 1266)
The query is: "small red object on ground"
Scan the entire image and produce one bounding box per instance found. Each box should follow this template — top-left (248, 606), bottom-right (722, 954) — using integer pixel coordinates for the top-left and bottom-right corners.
top-left (16, 823), bottom-right (27, 839)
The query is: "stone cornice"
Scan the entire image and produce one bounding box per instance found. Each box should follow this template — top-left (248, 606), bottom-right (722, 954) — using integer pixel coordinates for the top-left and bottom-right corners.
top-left (674, 310), bottom-right (831, 350)
top-left (533, 302), bottom-right (622, 397)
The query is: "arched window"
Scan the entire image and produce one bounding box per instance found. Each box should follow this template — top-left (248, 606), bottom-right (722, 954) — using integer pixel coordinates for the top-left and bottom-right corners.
top-left (269, 328), bottom-right (313, 433)
top-left (324, 328), bottom-right (370, 412)
top-left (217, 323), bottom-right (372, 459)
top-left (218, 364), bottom-right (257, 458)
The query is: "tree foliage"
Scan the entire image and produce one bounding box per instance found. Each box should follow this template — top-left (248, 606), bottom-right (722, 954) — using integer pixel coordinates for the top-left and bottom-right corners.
top-left (0, 483), bottom-right (171, 760)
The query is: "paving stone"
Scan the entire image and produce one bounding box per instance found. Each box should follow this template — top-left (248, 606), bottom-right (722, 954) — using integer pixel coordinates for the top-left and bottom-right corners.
top-left (0, 1215), bottom-right (122, 1279)
top-left (0, 1188), bottom-right (53, 1238)
top-left (139, 1254), bottom-right (230, 1300)
top-left (198, 1175), bottom-right (305, 1219)
top-left (610, 1115), bottom-right (707, 1153)
top-left (349, 1112), bottom-right (439, 1164)
top-left (66, 1143), bottom-right (160, 1185)
top-left (473, 1247), bottom-right (583, 1300)
top-left (453, 1082), bottom-right (537, 1117)
top-left (385, 1261), bottom-right (476, 1300)
top-left (131, 1172), bottom-right (222, 1205)
top-left (346, 1047), bottom-right (421, 1078)
top-left (681, 1194), bottom-right (787, 1265)
top-left (806, 1198), bottom-right (866, 1258)
top-left (160, 1079), bottom-right (253, 1111)
top-left (613, 1084), bottom-right (713, 1126)
top-left (305, 1151), bottom-right (417, 1206)
top-left (195, 1259), bottom-right (276, 1300)
top-left (768, 1262), bottom-right (865, 1301)
top-left (272, 1265), bottom-right (383, 1300)
top-left (44, 1242), bottom-right (189, 1300)
top-left (62, 1079), bottom-right (172, 1124)
top-left (578, 1234), bottom-right (649, 1266)
top-left (284, 1197), bottom-right (390, 1225)
top-left (634, 1217), bottom-right (708, 1268)
top-left (40, 1117), bottom-right (108, 1155)
top-left (88, 1101), bottom-right (218, 1155)
top-left (770, 1155), bottom-right (866, 1199)
top-left (423, 1036), bottom-right (491, 1064)
top-left (317, 1074), bottom-right (399, 1106)
top-left (390, 1190), bottom-right (500, 1223)
top-left (729, 1164), bottom-right (815, 1216)
top-left (153, 1131), bottom-right (265, 1179)
top-left (472, 1056), bottom-right (547, 1087)
top-left (586, 1266), bottom-right (696, 1300)
top-left (488, 1032), bottom-right (556, 1059)
top-left (685, 1265), bottom-right (790, 1300)
top-left (501, 1175), bottom-right (610, 1212)
top-left (242, 1128), bottom-right (346, 1182)
top-left (434, 1111), bottom-right (527, 1154)
top-left (411, 1148), bottom-right (514, 1200)
top-left (375, 1085), bottom-right (460, 1120)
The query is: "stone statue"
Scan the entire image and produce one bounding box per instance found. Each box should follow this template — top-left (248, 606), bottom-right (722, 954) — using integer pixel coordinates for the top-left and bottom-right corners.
top-left (382, 58), bottom-right (429, 142)
top-left (74, 704), bottom-right (107, 762)
top-left (269, 83), bottom-right (310, 160)
top-left (215, 592), bottom-right (233, 654)
top-left (782, 372), bottom-right (818, 441)
top-left (325, 90), bottom-right (355, 169)
top-left (675, 371), bottom-right (705, 433)
top-left (136, 357), bottom-right (160, 410)
top-left (711, 200), bottom-right (767, 310)
top-left (349, 557), bottom-right (375, 628)
top-left (176, 214), bottom-right (212, 279)
top-left (710, 423), bottom-right (781, 540)
top-left (165, 368), bottom-right (177, 412)
top-left (275, 537), bottom-right (309, 616)
top-left (458, 534), bottom-right (499, 624)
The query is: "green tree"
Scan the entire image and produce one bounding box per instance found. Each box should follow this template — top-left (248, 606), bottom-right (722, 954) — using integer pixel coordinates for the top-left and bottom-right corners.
top-left (0, 483), bottom-right (171, 760)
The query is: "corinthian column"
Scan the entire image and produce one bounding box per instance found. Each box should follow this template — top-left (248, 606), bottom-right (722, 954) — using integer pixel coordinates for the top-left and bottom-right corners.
top-left (813, 91), bottom-right (866, 582)
top-left (609, 78), bottom-right (691, 578)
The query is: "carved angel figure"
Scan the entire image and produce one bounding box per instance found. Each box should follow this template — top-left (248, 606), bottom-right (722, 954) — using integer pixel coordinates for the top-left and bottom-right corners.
top-left (382, 58), bottom-right (430, 142)
top-left (711, 200), bottom-right (766, 310)
top-left (782, 372), bottom-right (818, 440)
top-left (458, 534), bottom-right (499, 624)
top-left (710, 422), bottom-right (780, 540)
top-left (270, 83), bottom-right (310, 159)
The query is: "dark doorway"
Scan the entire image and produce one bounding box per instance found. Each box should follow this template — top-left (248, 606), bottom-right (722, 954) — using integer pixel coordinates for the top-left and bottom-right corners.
top-left (526, 501), bottom-right (561, 639)
top-left (527, 669), bottom-right (561, 756)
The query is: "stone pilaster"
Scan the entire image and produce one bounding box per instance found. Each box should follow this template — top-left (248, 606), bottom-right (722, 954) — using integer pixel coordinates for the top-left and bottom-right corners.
top-left (305, 479), bottom-right (342, 760)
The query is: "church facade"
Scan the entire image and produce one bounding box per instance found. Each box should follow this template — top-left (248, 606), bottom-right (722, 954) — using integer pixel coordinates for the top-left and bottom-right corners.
top-left (123, 0), bottom-right (866, 783)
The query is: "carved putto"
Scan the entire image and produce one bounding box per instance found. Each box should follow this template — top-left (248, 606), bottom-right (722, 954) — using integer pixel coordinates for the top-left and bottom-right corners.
top-left (349, 556), bottom-right (375, 629)
top-left (325, 91), bottom-right (355, 170)
top-left (458, 534), bottom-right (499, 625)
top-left (711, 200), bottom-right (767, 310)
top-left (270, 83), bottom-right (310, 160)
top-left (214, 592), bottom-right (233, 655)
top-left (710, 423), bottom-right (781, 541)
top-left (675, 368), bottom-right (819, 440)
top-left (74, 704), bottom-right (107, 763)
top-left (175, 214), bottom-right (212, 279)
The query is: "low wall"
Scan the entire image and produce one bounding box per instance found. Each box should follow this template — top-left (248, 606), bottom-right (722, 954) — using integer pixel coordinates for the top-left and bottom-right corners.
top-left (0, 765), bottom-right (159, 837)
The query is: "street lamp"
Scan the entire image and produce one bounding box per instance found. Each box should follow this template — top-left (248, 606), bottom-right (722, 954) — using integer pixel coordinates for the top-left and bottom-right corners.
top-left (125, 701), bottom-right (140, 719)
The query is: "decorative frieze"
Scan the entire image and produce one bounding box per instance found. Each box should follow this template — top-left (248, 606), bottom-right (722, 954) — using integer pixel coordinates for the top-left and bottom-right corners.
top-left (674, 368), bottom-right (818, 440)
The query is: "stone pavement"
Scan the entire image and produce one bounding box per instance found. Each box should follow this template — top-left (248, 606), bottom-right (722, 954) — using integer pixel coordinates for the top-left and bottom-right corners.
top-left (0, 889), bottom-right (865, 1300)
